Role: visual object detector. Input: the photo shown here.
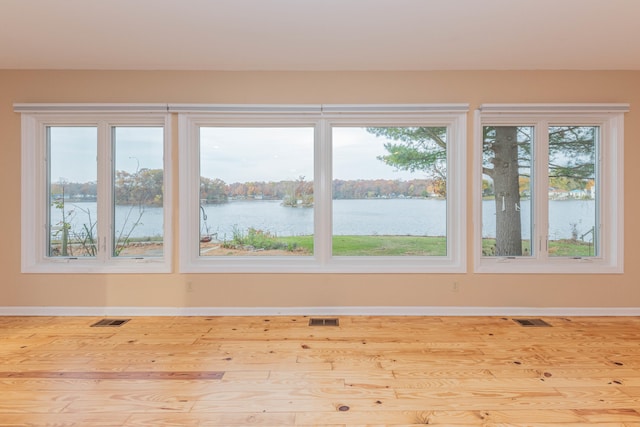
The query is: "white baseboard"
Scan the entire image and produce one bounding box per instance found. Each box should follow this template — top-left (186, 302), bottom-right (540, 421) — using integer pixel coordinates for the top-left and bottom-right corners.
top-left (1, 306), bottom-right (640, 317)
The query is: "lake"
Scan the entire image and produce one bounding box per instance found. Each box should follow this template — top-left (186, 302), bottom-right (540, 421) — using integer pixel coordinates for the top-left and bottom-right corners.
top-left (52, 198), bottom-right (596, 242)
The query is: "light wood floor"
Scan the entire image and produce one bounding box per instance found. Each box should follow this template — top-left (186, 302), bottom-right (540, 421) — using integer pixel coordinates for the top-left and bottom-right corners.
top-left (1, 315), bottom-right (639, 426)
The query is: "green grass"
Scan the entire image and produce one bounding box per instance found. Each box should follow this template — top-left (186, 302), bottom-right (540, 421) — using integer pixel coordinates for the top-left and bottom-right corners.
top-left (277, 234), bottom-right (447, 256)
top-left (278, 235), bottom-right (313, 252)
top-left (223, 227), bottom-right (594, 257)
top-left (482, 238), bottom-right (595, 257)
top-left (331, 235), bottom-right (446, 256)
top-left (548, 239), bottom-right (596, 257)
top-left (288, 235), bottom-right (594, 257)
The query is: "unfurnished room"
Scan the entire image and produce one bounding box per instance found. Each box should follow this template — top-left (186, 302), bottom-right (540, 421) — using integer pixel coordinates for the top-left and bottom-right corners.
top-left (1, 0), bottom-right (639, 425)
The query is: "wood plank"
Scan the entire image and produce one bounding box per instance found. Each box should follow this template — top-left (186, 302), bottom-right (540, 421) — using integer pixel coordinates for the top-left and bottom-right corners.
top-left (295, 409), bottom-right (488, 425)
top-left (0, 370), bottom-right (224, 380)
top-left (126, 412), bottom-right (296, 426)
top-left (0, 414), bottom-right (130, 426)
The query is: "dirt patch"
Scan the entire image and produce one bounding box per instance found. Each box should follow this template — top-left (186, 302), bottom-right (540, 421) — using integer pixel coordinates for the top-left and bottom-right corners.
top-left (200, 243), bottom-right (309, 256)
top-left (118, 241), bottom-right (310, 256)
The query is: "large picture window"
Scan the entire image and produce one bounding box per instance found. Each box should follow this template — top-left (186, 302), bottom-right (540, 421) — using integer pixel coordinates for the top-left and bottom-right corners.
top-left (21, 103), bottom-right (622, 275)
top-left (19, 106), bottom-right (171, 273)
top-left (179, 105), bottom-right (468, 273)
top-left (475, 104), bottom-right (627, 273)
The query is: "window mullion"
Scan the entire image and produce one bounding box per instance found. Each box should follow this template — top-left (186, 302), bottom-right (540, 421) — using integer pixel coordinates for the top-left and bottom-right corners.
top-left (595, 124), bottom-right (603, 257)
top-left (42, 124), bottom-right (52, 261)
top-left (535, 120), bottom-right (550, 260)
top-left (96, 121), bottom-right (113, 262)
top-left (448, 114), bottom-right (467, 265)
top-left (38, 121), bottom-right (51, 263)
top-left (180, 116), bottom-right (201, 269)
top-left (315, 119), bottom-right (331, 265)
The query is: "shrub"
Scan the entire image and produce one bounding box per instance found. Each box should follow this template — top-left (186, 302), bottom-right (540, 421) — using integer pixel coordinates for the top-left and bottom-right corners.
top-left (222, 227), bottom-right (298, 252)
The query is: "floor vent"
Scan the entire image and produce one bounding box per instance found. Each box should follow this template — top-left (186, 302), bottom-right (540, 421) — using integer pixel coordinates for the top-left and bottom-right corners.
top-left (309, 318), bottom-right (339, 326)
top-left (513, 318), bottom-right (551, 327)
top-left (90, 319), bottom-right (130, 327)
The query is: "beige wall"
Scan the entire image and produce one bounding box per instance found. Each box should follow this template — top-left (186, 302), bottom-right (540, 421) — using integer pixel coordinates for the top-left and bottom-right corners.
top-left (1, 70), bottom-right (638, 311)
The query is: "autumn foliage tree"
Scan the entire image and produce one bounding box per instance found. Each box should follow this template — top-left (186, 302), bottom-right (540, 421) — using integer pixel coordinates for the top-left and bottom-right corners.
top-left (114, 168), bottom-right (163, 206)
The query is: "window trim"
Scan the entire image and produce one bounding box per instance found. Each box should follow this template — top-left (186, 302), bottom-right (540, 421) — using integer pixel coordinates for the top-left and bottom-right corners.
top-left (473, 104), bottom-right (627, 274)
top-left (18, 107), bottom-right (172, 273)
top-left (179, 104), bottom-right (468, 273)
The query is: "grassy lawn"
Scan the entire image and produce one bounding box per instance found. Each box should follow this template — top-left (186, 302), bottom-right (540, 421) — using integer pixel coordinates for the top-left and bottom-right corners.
top-left (277, 235), bottom-right (447, 256)
top-left (268, 236), bottom-right (447, 256)
top-left (482, 238), bottom-right (595, 257)
top-left (283, 235), bottom-right (595, 257)
top-left (548, 239), bottom-right (597, 257)
top-left (331, 235), bottom-right (446, 256)
top-left (225, 229), bottom-right (594, 257)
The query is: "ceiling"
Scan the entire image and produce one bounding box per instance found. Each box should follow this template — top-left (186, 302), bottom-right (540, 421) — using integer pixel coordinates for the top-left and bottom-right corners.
top-left (1, 0), bottom-right (639, 71)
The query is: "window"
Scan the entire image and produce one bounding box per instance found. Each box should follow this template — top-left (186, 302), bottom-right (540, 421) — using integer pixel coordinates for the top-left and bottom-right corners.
top-left (19, 105), bottom-right (171, 273)
top-left (474, 104), bottom-right (627, 273)
top-left (179, 104), bottom-right (467, 273)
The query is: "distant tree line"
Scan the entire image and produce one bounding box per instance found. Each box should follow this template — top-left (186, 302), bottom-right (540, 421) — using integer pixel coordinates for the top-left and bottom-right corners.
top-left (50, 181), bottom-right (97, 201)
top-left (333, 178), bottom-right (443, 200)
top-left (51, 169), bottom-right (164, 206)
top-left (200, 176), bottom-right (443, 204)
top-left (51, 170), bottom-right (442, 206)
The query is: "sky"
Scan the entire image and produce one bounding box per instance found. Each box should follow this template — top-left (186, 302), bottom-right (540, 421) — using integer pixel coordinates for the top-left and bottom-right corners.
top-left (200, 126), bottom-right (420, 183)
top-left (49, 127), bottom-right (164, 184)
top-left (48, 126), bottom-right (423, 184)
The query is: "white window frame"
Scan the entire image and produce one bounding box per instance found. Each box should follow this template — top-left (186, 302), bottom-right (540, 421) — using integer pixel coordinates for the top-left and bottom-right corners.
top-left (17, 104), bottom-right (172, 273)
top-left (474, 104), bottom-right (628, 274)
top-left (178, 104), bottom-right (468, 273)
